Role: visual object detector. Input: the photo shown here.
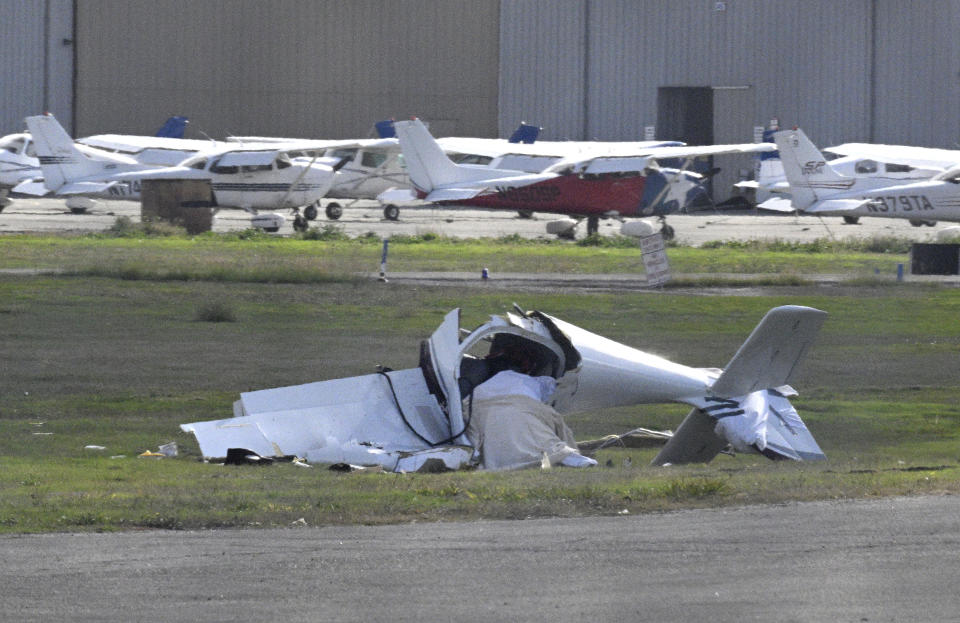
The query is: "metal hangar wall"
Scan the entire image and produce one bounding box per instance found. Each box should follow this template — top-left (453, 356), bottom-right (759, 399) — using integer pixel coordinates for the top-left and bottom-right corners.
top-left (70, 0), bottom-right (500, 139)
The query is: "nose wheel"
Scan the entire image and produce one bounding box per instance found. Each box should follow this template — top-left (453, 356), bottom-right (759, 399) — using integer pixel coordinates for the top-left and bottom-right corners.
top-left (383, 204), bottom-right (400, 221)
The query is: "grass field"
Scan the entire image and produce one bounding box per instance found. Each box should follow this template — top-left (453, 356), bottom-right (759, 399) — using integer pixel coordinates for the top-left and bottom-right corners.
top-left (0, 232), bottom-right (957, 533)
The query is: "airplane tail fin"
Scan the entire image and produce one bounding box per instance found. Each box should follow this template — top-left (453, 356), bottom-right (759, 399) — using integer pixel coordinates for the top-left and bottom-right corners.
top-left (652, 306), bottom-right (827, 466)
top-left (25, 114), bottom-right (137, 192)
top-left (773, 128), bottom-right (853, 209)
top-left (394, 118), bottom-right (484, 193)
top-left (508, 122), bottom-right (540, 144)
top-left (155, 115), bottom-right (188, 138)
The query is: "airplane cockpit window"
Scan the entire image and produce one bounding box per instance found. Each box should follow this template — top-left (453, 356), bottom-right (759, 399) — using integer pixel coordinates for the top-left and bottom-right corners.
top-left (885, 163), bottom-right (913, 173)
top-left (360, 150), bottom-right (387, 168)
top-left (451, 153), bottom-right (494, 166)
top-left (3, 137), bottom-right (25, 154)
top-left (186, 158), bottom-right (207, 170)
top-left (329, 148), bottom-right (358, 161)
top-left (854, 159), bottom-right (878, 174)
top-left (241, 164), bottom-right (272, 173)
top-left (24, 141), bottom-right (35, 158)
top-left (209, 157), bottom-right (238, 174)
top-left (275, 154), bottom-right (291, 169)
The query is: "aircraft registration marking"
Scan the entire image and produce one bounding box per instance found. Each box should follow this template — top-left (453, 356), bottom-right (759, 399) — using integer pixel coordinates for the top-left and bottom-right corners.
top-left (866, 195), bottom-right (934, 213)
top-left (494, 185), bottom-right (562, 203)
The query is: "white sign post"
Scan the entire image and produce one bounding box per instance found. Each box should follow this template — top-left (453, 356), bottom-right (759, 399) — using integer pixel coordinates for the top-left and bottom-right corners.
top-left (640, 232), bottom-right (671, 287)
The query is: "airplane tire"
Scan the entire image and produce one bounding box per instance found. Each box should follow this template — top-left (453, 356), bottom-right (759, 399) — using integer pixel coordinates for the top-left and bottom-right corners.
top-left (925, 221), bottom-right (937, 227)
top-left (660, 224), bottom-right (675, 240)
top-left (909, 219), bottom-right (924, 227)
top-left (69, 207), bottom-right (87, 215)
top-left (303, 204), bottom-right (318, 221)
top-left (842, 216), bottom-right (860, 225)
top-left (383, 204), bottom-right (400, 221)
top-left (293, 214), bottom-right (308, 232)
top-left (517, 209), bottom-right (534, 219)
top-left (325, 203), bottom-right (343, 220)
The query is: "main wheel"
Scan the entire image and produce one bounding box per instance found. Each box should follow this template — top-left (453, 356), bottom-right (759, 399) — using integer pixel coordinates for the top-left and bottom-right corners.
top-left (909, 219), bottom-right (924, 227)
top-left (660, 224), bottom-right (675, 240)
top-left (325, 203), bottom-right (343, 220)
top-left (69, 207), bottom-right (87, 215)
top-left (517, 209), bottom-right (534, 219)
top-left (303, 204), bottom-right (318, 220)
top-left (842, 216), bottom-right (860, 225)
top-left (383, 204), bottom-right (400, 220)
top-left (293, 215), bottom-right (308, 232)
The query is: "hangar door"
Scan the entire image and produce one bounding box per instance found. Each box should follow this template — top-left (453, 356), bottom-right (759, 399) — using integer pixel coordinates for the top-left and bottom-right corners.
top-left (657, 86), bottom-right (756, 208)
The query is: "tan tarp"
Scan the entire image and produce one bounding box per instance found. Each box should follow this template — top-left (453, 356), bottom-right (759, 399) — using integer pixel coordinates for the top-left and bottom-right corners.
top-left (466, 394), bottom-right (579, 470)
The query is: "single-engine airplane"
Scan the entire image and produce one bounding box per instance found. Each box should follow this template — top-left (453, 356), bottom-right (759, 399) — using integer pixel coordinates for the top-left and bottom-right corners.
top-left (773, 128), bottom-right (960, 227)
top-left (16, 114), bottom-right (338, 225)
top-left (388, 118), bottom-right (775, 238)
top-left (0, 132), bottom-right (40, 210)
top-left (182, 304), bottom-right (827, 472)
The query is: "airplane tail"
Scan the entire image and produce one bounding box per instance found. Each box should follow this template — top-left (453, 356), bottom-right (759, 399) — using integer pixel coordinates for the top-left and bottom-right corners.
top-left (652, 305), bottom-right (827, 465)
top-left (155, 115), bottom-right (188, 138)
top-left (393, 118), bottom-right (506, 194)
top-left (773, 128), bottom-right (854, 209)
top-left (25, 114), bottom-right (138, 192)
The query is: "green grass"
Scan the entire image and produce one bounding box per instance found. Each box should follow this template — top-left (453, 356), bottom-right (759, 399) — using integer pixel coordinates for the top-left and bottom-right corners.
top-left (0, 231), bottom-right (910, 280)
top-left (0, 235), bottom-right (957, 533)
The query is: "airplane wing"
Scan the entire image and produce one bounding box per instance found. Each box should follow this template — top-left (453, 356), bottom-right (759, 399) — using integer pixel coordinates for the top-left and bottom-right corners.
top-left (78, 134), bottom-right (223, 154)
top-left (824, 142), bottom-right (959, 170)
top-left (756, 197), bottom-right (796, 212)
top-left (575, 143), bottom-right (775, 174)
top-left (11, 180), bottom-right (50, 196)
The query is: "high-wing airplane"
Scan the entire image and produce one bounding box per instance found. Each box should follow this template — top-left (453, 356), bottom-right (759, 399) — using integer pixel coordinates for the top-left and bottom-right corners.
top-left (181, 304), bottom-right (827, 471)
top-left (390, 118), bottom-right (775, 237)
top-left (2, 116), bottom-right (197, 212)
top-left (0, 132), bottom-right (40, 209)
top-left (227, 121), bottom-right (548, 221)
top-left (741, 128), bottom-right (952, 221)
top-left (773, 128), bottom-right (960, 226)
top-left (16, 114), bottom-right (338, 224)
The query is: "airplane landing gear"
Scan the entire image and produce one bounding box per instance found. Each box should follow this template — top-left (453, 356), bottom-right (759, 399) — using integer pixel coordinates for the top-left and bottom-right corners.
top-left (842, 215), bottom-right (860, 225)
top-left (325, 202), bottom-right (343, 220)
top-left (658, 217), bottom-right (675, 240)
top-left (383, 204), bottom-right (400, 220)
top-left (586, 216), bottom-right (600, 236)
top-left (292, 209), bottom-right (308, 233)
top-left (303, 202), bottom-right (318, 221)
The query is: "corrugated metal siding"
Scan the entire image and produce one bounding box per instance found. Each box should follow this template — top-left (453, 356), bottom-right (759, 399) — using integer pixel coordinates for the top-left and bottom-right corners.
top-left (501, 0), bottom-right (875, 146)
top-left (75, 0), bottom-right (499, 139)
top-left (1, 0), bottom-right (73, 135)
top-left (499, 0), bottom-right (586, 140)
top-left (873, 0), bottom-right (960, 147)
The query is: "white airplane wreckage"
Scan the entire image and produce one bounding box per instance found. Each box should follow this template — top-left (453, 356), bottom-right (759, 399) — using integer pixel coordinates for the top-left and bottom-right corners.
top-left (181, 305), bottom-right (828, 472)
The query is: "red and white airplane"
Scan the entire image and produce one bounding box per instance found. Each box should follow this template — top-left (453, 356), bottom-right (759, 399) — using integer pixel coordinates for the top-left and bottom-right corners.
top-left (389, 118), bottom-right (775, 237)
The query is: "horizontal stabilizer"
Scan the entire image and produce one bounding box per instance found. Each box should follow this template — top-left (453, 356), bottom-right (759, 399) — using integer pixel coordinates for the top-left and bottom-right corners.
top-left (804, 199), bottom-right (872, 213)
top-left (711, 306), bottom-right (826, 398)
top-left (12, 180), bottom-right (50, 196)
top-left (425, 188), bottom-right (484, 202)
top-left (59, 181), bottom-right (119, 195)
top-left (377, 188), bottom-right (418, 202)
top-left (757, 197), bottom-right (796, 212)
top-left (650, 408), bottom-right (727, 466)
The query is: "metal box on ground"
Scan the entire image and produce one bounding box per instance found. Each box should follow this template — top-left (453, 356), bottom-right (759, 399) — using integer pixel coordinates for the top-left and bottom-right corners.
top-left (141, 179), bottom-right (215, 234)
top-left (910, 243), bottom-right (960, 275)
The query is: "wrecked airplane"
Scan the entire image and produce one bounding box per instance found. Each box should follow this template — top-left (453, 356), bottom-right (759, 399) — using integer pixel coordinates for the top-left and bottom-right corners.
top-left (181, 305), bottom-right (827, 471)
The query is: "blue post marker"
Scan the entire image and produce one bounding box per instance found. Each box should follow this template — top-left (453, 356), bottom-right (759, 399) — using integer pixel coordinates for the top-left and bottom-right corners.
top-left (897, 263), bottom-right (904, 282)
top-left (481, 267), bottom-right (489, 280)
top-left (379, 239), bottom-right (389, 282)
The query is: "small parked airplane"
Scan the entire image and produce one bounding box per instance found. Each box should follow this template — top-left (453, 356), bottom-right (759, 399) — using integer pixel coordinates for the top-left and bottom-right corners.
top-left (181, 304), bottom-right (827, 471)
top-left (16, 114), bottom-right (337, 224)
top-left (389, 118), bottom-right (775, 237)
top-left (773, 128), bottom-right (960, 226)
top-left (0, 132), bottom-right (40, 209)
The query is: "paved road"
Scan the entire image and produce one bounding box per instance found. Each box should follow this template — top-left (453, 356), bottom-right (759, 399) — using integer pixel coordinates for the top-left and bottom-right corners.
top-left (1, 495), bottom-right (957, 622)
top-left (1, 196), bottom-right (954, 245)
